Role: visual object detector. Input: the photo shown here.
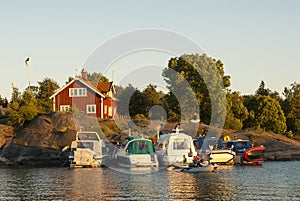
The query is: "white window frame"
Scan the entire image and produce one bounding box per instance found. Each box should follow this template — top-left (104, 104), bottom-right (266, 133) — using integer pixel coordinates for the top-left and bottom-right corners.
top-left (60, 105), bottom-right (70, 112)
top-left (69, 88), bottom-right (87, 97)
top-left (86, 104), bottom-right (96, 114)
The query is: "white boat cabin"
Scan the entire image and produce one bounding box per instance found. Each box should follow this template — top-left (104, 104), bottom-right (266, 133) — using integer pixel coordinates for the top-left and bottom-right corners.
top-left (156, 129), bottom-right (197, 166)
top-left (69, 131), bottom-right (103, 168)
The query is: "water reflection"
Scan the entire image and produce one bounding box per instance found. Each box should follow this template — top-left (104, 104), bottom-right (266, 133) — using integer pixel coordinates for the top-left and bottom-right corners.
top-left (0, 162), bottom-right (300, 200)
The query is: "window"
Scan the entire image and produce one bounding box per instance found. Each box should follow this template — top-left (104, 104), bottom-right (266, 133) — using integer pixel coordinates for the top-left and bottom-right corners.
top-left (86, 104), bottom-right (96, 114)
top-left (104, 105), bottom-right (107, 115)
top-left (108, 106), bottom-right (113, 116)
top-left (60, 105), bottom-right (70, 112)
top-left (69, 88), bottom-right (87, 97)
top-left (173, 139), bottom-right (189, 150)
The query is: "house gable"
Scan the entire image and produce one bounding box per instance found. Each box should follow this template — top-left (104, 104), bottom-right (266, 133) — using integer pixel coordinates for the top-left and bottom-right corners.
top-left (50, 76), bottom-right (116, 119)
top-left (50, 78), bottom-right (105, 99)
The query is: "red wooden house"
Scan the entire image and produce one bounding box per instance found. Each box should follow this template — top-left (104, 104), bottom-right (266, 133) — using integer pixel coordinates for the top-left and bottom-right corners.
top-left (50, 72), bottom-right (116, 119)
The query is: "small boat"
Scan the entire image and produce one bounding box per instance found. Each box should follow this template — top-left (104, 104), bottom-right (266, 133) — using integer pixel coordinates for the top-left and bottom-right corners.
top-left (69, 131), bottom-right (104, 168)
top-left (181, 164), bottom-right (217, 173)
top-left (226, 139), bottom-right (265, 164)
top-left (243, 145), bottom-right (265, 164)
top-left (194, 137), bottom-right (236, 164)
top-left (208, 149), bottom-right (236, 164)
top-left (115, 136), bottom-right (159, 167)
top-left (172, 162), bottom-right (190, 169)
top-left (155, 128), bottom-right (197, 167)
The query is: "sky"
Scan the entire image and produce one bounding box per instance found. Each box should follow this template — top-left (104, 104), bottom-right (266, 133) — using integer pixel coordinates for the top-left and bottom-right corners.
top-left (1, 0), bottom-right (299, 99)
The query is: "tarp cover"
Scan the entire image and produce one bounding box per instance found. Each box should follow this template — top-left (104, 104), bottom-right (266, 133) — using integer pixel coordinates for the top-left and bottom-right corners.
top-left (126, 140), bottom-right (155, 155)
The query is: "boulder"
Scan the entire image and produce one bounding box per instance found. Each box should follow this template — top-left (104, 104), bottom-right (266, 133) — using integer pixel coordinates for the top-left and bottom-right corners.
top-left (0, 143), bottom-right (69, 167)
top-left (0, 112), bottom-right (77, 167)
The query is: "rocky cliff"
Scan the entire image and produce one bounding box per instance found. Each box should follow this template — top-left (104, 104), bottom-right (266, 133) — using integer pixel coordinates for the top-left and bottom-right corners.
top-left (0, 112), bottom-right (78, 166)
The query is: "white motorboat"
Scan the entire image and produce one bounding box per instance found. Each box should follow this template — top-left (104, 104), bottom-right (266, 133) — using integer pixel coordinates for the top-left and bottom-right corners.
top-left (69, 131), bottom-right (104, 168)
top-left (115, 136), bottom-right (159, 167)
top-left (156, 128), bottom-right (197, 167)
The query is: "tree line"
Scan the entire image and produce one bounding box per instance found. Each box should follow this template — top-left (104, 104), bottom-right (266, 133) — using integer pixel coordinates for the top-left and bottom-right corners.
top-left (1, 54), bottom-right (299, 137)
top-left (116, 54), bottom-right (299, 138)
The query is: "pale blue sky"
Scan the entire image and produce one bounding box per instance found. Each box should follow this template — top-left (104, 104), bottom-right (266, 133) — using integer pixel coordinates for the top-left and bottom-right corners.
top-left (1, 1), bottom-right (299, 99)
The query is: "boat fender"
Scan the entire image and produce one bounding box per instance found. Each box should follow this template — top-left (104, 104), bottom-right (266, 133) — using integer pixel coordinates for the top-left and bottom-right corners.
top-left (62, 146), bottom-right (70, 152)
top-left (223, 135), bottom-right (230, 141)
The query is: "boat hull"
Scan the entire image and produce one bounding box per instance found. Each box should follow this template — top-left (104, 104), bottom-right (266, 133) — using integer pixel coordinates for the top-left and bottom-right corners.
top-left (116, 154), bottom-right (159, 168)
top-left (243, 146), bottom-right (265, 163)
top-left (157, 151), bottom-right (195, 167)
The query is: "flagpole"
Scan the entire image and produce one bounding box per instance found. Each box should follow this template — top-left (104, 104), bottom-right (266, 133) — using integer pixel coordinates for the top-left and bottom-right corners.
top-left (28, 65), bottom-right (30, 87)
top-left (25, 57), bottom-right (30, 87)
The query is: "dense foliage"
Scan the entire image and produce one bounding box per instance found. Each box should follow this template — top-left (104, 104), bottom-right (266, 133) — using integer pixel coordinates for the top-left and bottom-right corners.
top-left (8, 87), bottom-right (38, 128)
top-left (281, 83), bottom-right (300, 136)
top-left (243, 95), bottom-right (287, 134)
top-left (115, 54), bottom-right (299, 136)
top-left (224, 91), bottom-right (248, 131)
top-left (162, 54), bottom-right (229, 126)
top-left (0, 95), bottom-right (8, 108)
top-left (36, 78), bottom-right (60, 114)
top-left (7, 78), bottom-right (59, 128)
top-left (1, 59), bottom-right (299, 137)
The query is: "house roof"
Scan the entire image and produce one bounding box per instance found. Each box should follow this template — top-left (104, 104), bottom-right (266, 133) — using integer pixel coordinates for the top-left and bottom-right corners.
top-left (49, 77), bottom-right (114, 99)
top-left (86, 81), bottom-right (114, 96)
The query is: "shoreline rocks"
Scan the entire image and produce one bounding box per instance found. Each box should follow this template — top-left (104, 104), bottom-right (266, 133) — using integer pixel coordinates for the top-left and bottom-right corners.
top-left (0, 113), bottom-right (300, 167)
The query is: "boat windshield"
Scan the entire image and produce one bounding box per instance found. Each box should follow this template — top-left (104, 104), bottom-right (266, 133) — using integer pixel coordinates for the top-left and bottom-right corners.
top-left (78, 132), bottom-right (99, 140)
top-left (77, 142), bottom-right (94, 150)
top-left (236, 141), bottom-right (250, 147)
top-left (172, 139), bottom-right (189, 150)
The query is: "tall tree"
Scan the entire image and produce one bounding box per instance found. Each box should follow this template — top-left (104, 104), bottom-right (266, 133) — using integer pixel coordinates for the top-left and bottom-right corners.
top-left (255, 81), bottom-right (283, 102)
top-left (11, 86), bottom-right (20, 103)
top-left (0, 95), bottom-right (8, 108)
top-left (116, 84), bottom-right (138, 117)
top-left (243, 95), bottom-right (286, 134)
top-left (129, 90), bottom-right (147, 118)
top-left (282, 83), bottom-right (300, 135)
top-left (255, 80), bottom-right (271, 96)
top-left (8, 87), bottom-right (38, 128)
top-left (36, 77), bottom-right (60, 114)
top-left (162, 54), bottom-right (229, 126)
top-left (141, 84), bottom-right (164, 120)
top-left (224, 91), bottom-right (249, 130)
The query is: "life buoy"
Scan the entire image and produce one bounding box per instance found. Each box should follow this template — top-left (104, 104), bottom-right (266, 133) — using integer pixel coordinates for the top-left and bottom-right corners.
top-left (223, 135), bottom-right (231, 141)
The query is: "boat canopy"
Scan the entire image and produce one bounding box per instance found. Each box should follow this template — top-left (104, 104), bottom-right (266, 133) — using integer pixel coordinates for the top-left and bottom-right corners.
top-left (193, 137), bottom-right (224, 150)
top-left (226, 140), bottom-right (251, 153)
top-left (126, 139), bottom-right (155, 155)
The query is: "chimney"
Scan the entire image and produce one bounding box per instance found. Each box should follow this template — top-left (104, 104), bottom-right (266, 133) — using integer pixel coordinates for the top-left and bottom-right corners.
top-left (81, 69), bottom-right (88, 80)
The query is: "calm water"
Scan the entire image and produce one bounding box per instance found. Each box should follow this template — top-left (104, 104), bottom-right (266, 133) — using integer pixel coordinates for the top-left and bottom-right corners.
top-left (0, 161), bottom-right (299, 201)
